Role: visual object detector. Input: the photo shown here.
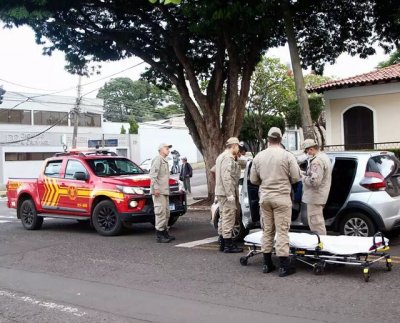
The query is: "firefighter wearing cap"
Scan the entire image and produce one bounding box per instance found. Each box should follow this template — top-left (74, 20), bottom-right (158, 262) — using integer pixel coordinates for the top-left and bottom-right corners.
top-left (150, 143), bottom-right (175, 243)
top-left (215, 137), bottom-right (242, 253)
top-left (250, 127), bottom-right (301, 277)
top-left (302, 139), bottom-right (332, 236)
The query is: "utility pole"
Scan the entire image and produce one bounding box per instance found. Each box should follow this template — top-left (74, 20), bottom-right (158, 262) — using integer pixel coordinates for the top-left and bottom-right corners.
top-left (72, 75), bottom-right (82, 149)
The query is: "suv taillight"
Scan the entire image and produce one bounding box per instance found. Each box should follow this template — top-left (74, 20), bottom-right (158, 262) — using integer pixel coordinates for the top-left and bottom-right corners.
top-left (360, 171), bottom-right (386, 191)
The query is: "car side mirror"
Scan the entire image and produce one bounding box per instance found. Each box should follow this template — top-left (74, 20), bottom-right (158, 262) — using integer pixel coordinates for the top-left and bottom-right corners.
top-left (74, 172), bottom-right (88, 181)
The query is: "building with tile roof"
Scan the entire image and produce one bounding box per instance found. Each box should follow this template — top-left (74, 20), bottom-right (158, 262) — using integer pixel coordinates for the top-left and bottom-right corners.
top-left (308, 64), bottom-right (400, 149)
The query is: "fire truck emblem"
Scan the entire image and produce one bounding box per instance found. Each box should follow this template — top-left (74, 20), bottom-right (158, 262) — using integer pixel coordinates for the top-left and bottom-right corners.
top-left (68, 185), bottom-right (77, 200)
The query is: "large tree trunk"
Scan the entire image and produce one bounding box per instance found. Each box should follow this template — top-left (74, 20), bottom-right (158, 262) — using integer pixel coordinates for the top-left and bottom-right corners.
top-left (164, 35), bottom-right (258, 200)
top-left (281, 0), bottom-right (315, 140)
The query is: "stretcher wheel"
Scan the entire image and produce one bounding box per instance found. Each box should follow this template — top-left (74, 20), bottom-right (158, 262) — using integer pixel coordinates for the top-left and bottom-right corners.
top-left (313, 262), bottom-right (325, 275)
top-left (240, 256), bottom-right (248, 266)
top-left (386, 262), bottom-right (393, 271)
top-left (363, 268), bottom-right (370, 282)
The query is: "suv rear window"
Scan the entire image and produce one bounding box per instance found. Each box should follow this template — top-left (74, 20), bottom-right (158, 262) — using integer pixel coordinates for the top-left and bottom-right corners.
top-left (44, 160), bottom-right (62, 178)
top-left (367, 155), bottom-right (400, 197)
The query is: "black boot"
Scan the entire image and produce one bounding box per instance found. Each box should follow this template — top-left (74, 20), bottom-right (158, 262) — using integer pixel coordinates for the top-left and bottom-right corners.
top-left (223, 238), bottom-right (243, 253)
top-left (164, 230), bottom-right (175, 241)
top-left (156, 230), bottom-right (172, 243)
top-left (262, 253), bottom-right (277, 273)
top-left (218, 235), bottom-right (225, 252)
top-left (278, 257), bottom-right (296, 277)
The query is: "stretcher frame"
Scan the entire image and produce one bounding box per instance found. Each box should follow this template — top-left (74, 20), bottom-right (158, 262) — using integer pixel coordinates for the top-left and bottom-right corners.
top-left (239, 232), bottom-right (392, 282)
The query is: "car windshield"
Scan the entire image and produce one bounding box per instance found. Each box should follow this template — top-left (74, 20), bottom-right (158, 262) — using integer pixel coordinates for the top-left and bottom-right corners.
top-left (87, 158), bottom-right (145, 176)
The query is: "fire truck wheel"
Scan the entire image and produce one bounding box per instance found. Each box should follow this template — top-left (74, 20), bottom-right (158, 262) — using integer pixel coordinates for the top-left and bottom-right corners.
top-left (19, 199), bottom-right (43, 230)
top-left (92, 200), bottom-right (123, 236)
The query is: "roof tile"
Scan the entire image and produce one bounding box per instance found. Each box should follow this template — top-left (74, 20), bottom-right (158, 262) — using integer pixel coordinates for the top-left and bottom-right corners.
top-left (309, 63), bottom-right (400, 93)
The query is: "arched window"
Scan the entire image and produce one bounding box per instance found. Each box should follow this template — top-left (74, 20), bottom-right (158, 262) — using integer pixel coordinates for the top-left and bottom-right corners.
top-left (343, 106), bottom-right (374, 150)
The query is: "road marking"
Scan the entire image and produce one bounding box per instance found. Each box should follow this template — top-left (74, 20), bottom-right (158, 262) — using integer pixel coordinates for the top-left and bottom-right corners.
top-left (0, 215), bottom-right (18, 224)
top-left (175, 236), bottom-right (218, 248)
top-left (0, 289), bottom-right (87, 317)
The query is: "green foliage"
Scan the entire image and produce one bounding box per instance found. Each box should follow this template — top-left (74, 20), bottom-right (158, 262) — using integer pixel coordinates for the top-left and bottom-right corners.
top-left (385, 149), bottom-right (400, 160)
top-left (240, 114), bottom-right (285, 155)
top-left (149, 0), bottom-right (181, 4)
top-left (128, 117), bottom-right (139, 134)
top-left (120, 125), bottom-right (126, 134)
top-left (304, 74), bottom-right (333, 89)
top-left (282, 73), bottom-right (332, 128)
top-left (248, 57), bottom-right (296, 115)
top-left (285, 95), bottom-right (325, 128)
top-left (241, 57), bottom-right (292, 154)
top-left (96, 78), bottom-right (183, 122)
top-left (377, 49), bottom-right (400, 68)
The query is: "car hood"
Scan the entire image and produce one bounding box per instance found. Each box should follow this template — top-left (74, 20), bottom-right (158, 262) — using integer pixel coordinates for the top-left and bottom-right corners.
top-left (100, 175), bottom-right (178, 187)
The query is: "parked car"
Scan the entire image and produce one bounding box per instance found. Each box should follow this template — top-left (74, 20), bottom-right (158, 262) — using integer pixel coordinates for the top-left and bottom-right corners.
top-left (140, 156), bottom-right (176, 174)
top-left (6, 149), bottom-right (187, 236)
top-left (211, 151), bottom-right (400, 240)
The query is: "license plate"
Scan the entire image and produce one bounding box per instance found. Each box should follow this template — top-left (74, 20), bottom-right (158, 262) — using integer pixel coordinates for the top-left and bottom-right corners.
top-left (169, 204), bottom-right (176, 211)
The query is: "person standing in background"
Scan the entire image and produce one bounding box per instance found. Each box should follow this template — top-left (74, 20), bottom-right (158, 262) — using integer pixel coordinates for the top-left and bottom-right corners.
top-left (179, 157), bottom-right (193, 194)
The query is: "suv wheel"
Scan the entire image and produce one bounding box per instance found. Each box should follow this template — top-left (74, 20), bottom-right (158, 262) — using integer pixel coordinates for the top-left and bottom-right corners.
top-left (19, 199), bottom-right (43, 230)
top-left (214, 209), bottom-right (249, 242)
top-left (92, 200), bottom-right (123, 236)
top-left (340, 213), bottom-right (376, 237)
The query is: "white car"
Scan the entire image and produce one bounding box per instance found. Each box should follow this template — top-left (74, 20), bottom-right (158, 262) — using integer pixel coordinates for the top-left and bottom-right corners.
top-left (140, 157), bottom-right (176, 174)
top-left (211, 151), bottom-right (400, 242)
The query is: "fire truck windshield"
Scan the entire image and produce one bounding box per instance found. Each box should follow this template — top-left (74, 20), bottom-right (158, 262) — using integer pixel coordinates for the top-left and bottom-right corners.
top-left (87, 158), bottom-right (146, 177)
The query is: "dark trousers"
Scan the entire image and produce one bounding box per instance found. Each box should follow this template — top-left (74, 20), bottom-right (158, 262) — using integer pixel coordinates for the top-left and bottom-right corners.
top-left (183, 177), bottom-right (191, 193)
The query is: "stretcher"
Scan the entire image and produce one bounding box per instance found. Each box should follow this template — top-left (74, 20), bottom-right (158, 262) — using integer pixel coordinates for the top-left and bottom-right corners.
top-left (240, 231), bottom-right (392, 282)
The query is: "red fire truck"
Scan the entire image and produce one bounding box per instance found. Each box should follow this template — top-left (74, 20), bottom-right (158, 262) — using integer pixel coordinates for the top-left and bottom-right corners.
top-left (6, 150), bottom-right (187, 236)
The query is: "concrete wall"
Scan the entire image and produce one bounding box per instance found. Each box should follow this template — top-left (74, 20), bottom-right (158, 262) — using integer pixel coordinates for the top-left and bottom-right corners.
top-left (102, 121), bottom-right (131, 134)
top-left (0, 146), bottom-right (61, 184)
top-left (138, 126), bottom-right (202, 164)
top-left (324, 83), bottom-right (400, 145)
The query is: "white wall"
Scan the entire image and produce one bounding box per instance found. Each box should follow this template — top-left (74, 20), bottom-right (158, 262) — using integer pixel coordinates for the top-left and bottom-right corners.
top-left (102, 121), bottom-right (130, 134)
top-left (138, 126), bottom-right (202, 163)
top-left (0, 146), bottom-right (62, 184)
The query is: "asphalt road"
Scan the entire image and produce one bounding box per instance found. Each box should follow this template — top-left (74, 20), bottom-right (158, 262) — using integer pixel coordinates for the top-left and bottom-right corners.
top-left (1, 201), bottom-right (400, 322)
top-left (171, 168), bottom-right (208, 198)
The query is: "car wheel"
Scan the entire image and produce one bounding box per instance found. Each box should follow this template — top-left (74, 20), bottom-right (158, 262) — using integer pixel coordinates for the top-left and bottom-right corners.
top-left (19, 199), bottom-right (43, 230)
top-left (92, 200), bottom-right (123, 236)
top-left (214, 208), bottom-right (249, 242)
top-left (339, 213), bottom-right (376, 237)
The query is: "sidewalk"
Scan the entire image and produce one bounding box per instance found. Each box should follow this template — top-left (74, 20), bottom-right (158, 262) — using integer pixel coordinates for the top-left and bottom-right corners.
top-left (185, 183), bottom-right (211, 211)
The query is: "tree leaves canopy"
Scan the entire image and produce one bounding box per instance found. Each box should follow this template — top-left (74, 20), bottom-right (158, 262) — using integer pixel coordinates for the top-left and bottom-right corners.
top-left (96, 77), bottom-right (182, 122)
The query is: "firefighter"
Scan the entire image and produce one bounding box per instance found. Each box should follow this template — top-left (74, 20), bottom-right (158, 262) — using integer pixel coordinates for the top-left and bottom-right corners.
top-left (215, 137), bottom-right (242, 253)
top-left (250, 127), bottom-right (301, 277)
top-left (150, 143), bottom-right (175, 243)
top-left (302, 139), bottom-right (332, 236)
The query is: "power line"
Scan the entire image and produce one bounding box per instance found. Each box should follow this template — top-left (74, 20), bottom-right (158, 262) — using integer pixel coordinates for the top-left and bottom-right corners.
top-left (0, 113), bottom-right (70, 145)
top-left (0, 60), bottom-right (146, 116)
top-left (0, 78), bottom-right (73, 92)
top-left (0, 61), bottom-right (145, 98)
